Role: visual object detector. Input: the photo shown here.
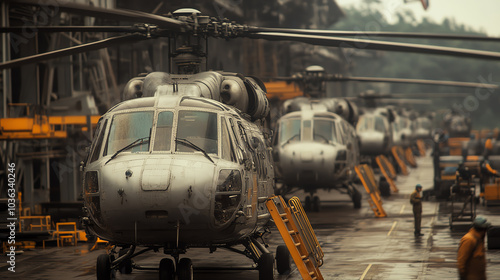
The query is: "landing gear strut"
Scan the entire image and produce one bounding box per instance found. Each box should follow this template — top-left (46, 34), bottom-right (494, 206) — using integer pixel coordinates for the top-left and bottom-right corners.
top-left (347, 184), bottom-right (362, 209)
top-left (305, 194), bottom-right (320, 212)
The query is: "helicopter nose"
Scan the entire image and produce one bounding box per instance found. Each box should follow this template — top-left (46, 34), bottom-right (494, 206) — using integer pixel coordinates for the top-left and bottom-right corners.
top-left (98, 156), bottom-right (217, 234)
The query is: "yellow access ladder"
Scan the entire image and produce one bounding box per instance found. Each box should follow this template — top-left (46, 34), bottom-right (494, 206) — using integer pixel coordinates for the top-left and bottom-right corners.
top-left (391, 146), bottom-right (409, 175)
top-left (266, 196), bottom-right (324, 280)
top-left (376, 155), bottom-right (399, 193)
top-left (355, 164), bottom-right (387, 218)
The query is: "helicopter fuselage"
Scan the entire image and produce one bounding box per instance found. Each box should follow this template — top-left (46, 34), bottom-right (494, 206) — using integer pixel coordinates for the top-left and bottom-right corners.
top-left (356, 111), bottom-right (393, 156)
top-left (82, 95), bottom-right (274, 247)
top-left (273, 109), bottom-right (358, 192)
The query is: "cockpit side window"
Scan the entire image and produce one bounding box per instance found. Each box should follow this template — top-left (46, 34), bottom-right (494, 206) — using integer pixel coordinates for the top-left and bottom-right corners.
top-left (89, 119), bottom-right (107, 163)
top-left (176, 111), bottom-right (218, 154)
top-left (221, 117), bottom-right (237, 162)
top-left (374, 116), bottom-right (386, 133)
top-left (153, 111), bottom-right (174, 151)
top-left (104, 111), bottom-right (153, 156)
top-left (228, 118), bottom-right (245, 163)
top-left (279, 118), bottom-right (301, 145)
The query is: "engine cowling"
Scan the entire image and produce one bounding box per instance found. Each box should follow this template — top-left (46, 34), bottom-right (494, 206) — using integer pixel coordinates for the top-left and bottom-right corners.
top-left (121, 71), bottom-right (270, 121)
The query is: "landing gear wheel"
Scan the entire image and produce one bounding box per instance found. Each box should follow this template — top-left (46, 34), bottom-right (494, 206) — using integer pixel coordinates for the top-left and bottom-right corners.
top-left (159, 258), bottom-right (175, 280)
top-left (96, 254), bottom-right (114, 280)
top-left (312, 196), bottom-right (320, 212)
top-left (305, 196), bottom-right (311, 211)
top-left (258, 252), bottom-right (274, 280)
top-left (350, 185), bottom-right (362, 209)
top-left (118, 248), bottom-right (132, 274)
top-left (276, 245), bottom-right (291, 275)
top-left (177, 258), bottom-right (193, 280)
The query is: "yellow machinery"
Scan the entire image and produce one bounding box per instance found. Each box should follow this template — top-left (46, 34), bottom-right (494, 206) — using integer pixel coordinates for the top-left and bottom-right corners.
top-left (266, 196), bottom-right (324, 280)
top-left (0, 103), bottom-right (100, 140)
top-left (264, 81), bottom-right (303, 101)
top-left (446, 137), bottom-right (470, 156)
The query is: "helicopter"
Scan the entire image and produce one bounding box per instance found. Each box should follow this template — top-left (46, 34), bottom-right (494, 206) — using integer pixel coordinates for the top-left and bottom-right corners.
top-left (4, 2), bottom-right (500, 280)
top-left (269, 66), bottom-right (362, 210)
top-left (272, 96), bottom-right (362, 210)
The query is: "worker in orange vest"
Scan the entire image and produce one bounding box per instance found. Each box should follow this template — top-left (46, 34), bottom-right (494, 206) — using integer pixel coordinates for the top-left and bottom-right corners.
top-left (457, 217), bottom-right (491, 280)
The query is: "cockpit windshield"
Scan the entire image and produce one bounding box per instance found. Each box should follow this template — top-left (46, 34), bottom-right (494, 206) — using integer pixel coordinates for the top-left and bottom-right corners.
top-left (417, 119), bottom-right (431, 130)
top-left (279, 118), bottom-right (301, 145)
top-left (356, 115), bottom-right (370, 133)
top-left (313, 119), bottom-right (338, 144)
top-left (279, 117), bottom-right (339, 145)
top-left (102, 110), bottom-right (219, 159)
top-left (175, 111), bottom-right (218, 154)
top-left (104, 111), bottom-right (153, 156)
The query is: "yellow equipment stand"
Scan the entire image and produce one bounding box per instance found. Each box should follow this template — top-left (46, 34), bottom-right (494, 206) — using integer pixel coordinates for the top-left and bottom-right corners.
top-left (405, 147), bottom-right (418, 168)
top-left (266, 196), bottom-right (324, 280)
top-left (355, 165), bottom-right (387, 218)
top-left (416, 139), bottom-right (427, 157)
top-left (376, 155), bottom-right (399, 193)
top-left (391, 146), bottom-right (409, 176)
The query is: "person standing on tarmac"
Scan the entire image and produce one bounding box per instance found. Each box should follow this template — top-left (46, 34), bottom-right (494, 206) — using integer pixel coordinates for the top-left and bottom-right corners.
top-left (410, 184), bottom-right (423, 237)
top-left (457, 217), bottom-right (491, 280)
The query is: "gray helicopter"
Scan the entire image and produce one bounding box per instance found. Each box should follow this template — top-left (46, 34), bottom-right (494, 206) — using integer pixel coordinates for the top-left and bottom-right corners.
top-left (270, 66), bottom-right (362, 210)
top-left (83, 71), bottom-right (278, 280)
top-left (4, 2), bottom-right (500, 280)
top-left (272, 96), bottom-right (362, 211)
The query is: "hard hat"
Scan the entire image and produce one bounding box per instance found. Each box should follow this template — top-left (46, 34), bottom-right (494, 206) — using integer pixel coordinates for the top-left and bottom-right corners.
top-left (416, 184), bottom-right (422, 190)
top-left (473, 217), bottom-right (491, 229)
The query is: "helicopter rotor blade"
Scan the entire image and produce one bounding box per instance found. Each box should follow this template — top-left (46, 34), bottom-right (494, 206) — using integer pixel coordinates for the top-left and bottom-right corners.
top-left (327, 76), bottom-right (499, 89)
top-left (248, 27), bottom-right (500, 42)
top-left (8, 0), bottom-right (187, 30)
top-left (0, 34), bottom-right (147, 70)
top-left (247, 32), bottom-right (500, 61)
top-left (390, 93), bottom-right (472, 98)
top-left (0, 26), bottom-right (142, 33)
top-left (378, 98), bottom-right (432, 105)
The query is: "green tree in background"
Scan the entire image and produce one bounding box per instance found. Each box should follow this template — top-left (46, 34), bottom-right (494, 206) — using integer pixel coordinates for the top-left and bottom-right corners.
top-left (332, 1), bottom-right (500, 129)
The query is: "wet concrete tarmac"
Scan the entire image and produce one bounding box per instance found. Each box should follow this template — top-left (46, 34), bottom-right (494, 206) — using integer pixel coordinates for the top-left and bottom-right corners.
top-left (2, 154), bottom-right (500, 279)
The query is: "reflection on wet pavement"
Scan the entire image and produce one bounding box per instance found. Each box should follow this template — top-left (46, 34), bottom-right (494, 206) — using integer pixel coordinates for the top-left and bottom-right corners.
top-left (2, 155), bottom-right (500, 279)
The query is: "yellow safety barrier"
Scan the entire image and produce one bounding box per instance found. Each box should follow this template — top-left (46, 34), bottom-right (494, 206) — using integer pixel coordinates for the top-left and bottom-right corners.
top-left (376, 155), bottom-right (399, 193)
top-left (355, 165), bottom-right (387, 218)
top-left (416, 139), bottom-right (427, 156)
top-left (266, 196), bottom-right (324, 280)
top-left (405, 147), bottom-right (417, 168)
top-left (391, 146), bottom-right (408, 176)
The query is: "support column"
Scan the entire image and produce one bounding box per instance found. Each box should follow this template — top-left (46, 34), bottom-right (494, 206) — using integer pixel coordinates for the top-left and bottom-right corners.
top-left (1, 2), bottom-right (12, 118)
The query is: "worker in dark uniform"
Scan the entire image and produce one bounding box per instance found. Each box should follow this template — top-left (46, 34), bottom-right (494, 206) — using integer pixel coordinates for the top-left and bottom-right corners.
top-left (410, 184), bottom-right (423, 236)
top-left (457, 217), bottom-right (491, 280)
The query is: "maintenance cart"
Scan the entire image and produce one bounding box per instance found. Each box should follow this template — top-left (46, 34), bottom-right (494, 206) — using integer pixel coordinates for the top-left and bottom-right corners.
top-left (449, 167), bottom-right (478, 229)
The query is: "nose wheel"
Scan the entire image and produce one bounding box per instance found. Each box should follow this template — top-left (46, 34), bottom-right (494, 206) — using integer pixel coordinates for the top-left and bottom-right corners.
top-left (96, 254), bottom-right (115, 280)
top-left (258, 252), bottom-right (275, 280)
top-left (347, 184), bottom-right (362, 209)
top-left (177, 258), bottom-right (194, 280)
top-left (159, 258), bottom-right (175, 280)
top-left (159, 257), bottom-right (193, 280)
top-left (304, 195), bottom-right (320, 212)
